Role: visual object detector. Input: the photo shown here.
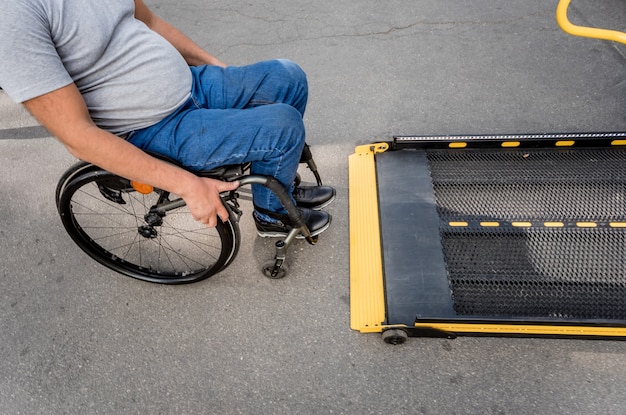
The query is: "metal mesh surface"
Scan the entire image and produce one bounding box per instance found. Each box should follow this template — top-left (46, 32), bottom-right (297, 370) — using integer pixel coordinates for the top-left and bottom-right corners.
top-left (428, 148), bottom-right (626, 319)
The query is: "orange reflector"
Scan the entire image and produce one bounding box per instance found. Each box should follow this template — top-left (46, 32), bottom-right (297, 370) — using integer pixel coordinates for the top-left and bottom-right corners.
top-left (449, 142), bottom-right (467, 149)
top-left (449, 221), bottom-right (469, 227)
top-left (131, 181), bottom-right (154, 194)
top-left (501, 141), bottom-right (521, 148)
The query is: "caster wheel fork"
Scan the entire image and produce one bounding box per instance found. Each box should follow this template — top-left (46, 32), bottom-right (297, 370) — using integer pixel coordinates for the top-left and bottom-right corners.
top-left (262, 259), bottom-right (289, 279)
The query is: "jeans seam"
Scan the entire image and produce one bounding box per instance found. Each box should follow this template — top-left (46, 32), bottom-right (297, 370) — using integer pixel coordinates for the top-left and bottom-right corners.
top-left (248, 99), bottom-right (277, 107)
top-left (190, 94), bottom-right (202, 109)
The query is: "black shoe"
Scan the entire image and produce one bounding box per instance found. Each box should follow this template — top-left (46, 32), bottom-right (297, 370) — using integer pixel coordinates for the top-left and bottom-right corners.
top-left (293, 185), bottom-right (336, 210)
top-left (254, 207), bottom-right (331, 238)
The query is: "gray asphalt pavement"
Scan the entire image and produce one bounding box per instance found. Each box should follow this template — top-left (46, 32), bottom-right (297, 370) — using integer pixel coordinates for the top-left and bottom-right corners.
top-left (2, 1), bottom-right (626, 414)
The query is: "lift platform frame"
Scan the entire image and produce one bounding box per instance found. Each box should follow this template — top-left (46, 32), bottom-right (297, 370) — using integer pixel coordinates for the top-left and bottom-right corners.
top-left (349, 133), bottom-right (626, 342)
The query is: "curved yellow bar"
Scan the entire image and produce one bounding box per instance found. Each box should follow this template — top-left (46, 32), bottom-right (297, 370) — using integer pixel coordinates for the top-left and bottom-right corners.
top-left (557, 0), bottom-right (626, 45)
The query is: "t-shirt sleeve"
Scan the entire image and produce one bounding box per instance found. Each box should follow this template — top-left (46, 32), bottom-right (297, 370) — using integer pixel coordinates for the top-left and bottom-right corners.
top-left (0, 2), bottom-right (73, 103)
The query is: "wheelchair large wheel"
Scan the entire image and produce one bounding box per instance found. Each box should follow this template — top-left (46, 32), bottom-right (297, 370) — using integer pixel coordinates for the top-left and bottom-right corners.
top-left (57, 165), bottom-right (238, 284)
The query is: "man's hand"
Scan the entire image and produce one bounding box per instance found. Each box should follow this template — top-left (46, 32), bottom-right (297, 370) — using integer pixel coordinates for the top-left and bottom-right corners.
top-left (180, 176), bottom-right (240, 227)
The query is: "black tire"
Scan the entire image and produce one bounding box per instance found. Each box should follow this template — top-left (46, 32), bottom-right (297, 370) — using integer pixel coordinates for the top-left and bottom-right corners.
top-left (219, 202), bottom-right (241, 272)
top-left (57, 167), bottom-right (238, 284)
top-left (55, 161), bottom-right (96, 208)
top-left (382, 329), bottom-right (409, 345)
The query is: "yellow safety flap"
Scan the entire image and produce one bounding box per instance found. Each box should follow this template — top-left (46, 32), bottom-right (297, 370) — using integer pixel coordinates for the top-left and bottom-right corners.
top-left (349, 143), bottom-right (388, 333)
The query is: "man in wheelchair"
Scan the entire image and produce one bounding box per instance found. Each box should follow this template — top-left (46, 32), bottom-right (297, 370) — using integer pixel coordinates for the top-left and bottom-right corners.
top-left (0, 0), bottom-right (334, 237)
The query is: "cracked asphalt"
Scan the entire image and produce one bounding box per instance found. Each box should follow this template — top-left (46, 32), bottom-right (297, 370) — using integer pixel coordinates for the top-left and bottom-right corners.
top-left (1, 1), bottom-right (625, 414)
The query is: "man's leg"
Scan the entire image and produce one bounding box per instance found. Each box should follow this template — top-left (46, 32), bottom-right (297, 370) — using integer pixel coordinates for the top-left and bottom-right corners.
top-left (129, 60), bottom-right (332, 235)
top-left (190, 60), bottom-right (308, 116)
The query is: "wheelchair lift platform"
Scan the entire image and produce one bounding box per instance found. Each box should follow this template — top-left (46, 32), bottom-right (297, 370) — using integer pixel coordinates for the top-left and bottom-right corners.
top-left (349, 132), bottom-right (626, 342)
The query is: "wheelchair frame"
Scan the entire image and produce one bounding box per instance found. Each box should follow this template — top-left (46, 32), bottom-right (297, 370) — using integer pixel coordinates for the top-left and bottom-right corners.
top-left (55, 152), bottom-right (321, 284)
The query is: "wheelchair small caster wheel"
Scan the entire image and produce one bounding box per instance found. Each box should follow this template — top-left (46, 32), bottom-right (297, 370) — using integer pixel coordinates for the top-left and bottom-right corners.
top-left (382, 328), bottom-right (408, 345)
top-left (262, 260), bottom-right (289, 279)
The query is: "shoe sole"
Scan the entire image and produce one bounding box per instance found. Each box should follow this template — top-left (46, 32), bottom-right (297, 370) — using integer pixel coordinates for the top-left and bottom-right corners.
top-left (256, 216), bottom-right (332, 239)
top-left (309, 192), bottom-right (336, 211)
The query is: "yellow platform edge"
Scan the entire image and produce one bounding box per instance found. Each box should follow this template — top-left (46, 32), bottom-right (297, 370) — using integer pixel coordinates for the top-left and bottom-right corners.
top-left (414, 322), bottom-right (626, 338)
top-left (348, 143), bottom-right (388, 333)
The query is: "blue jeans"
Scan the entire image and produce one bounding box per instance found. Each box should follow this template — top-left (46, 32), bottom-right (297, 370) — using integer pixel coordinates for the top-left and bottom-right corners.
top-left (128, 59), bottom-right (308, 220)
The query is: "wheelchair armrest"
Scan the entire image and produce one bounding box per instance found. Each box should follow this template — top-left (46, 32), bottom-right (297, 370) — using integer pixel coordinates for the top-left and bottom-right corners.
top-left (197, 164), bottom-right (249, 181)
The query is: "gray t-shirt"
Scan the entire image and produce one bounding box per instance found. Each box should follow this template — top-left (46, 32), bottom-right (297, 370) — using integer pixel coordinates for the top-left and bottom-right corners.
top-left (0, 0), bottom-right (192, 135)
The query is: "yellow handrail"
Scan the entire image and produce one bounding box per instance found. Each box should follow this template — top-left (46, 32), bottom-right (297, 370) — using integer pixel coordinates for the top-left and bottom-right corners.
top-left (556, 0), bottom-right (626, 45)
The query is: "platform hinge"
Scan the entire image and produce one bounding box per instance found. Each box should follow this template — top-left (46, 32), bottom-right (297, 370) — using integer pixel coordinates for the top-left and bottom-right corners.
top-left (354, 142), bottom-right (390, 156)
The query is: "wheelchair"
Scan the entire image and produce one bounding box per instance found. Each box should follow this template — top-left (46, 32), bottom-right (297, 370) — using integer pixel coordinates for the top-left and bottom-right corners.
top-left (55, 144), bottom-right (324, 284)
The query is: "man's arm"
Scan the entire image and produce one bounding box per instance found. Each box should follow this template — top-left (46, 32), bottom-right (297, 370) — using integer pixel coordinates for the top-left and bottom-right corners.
top-left (133, 0), bottom-right (226, 67)
top-left (24, 84), bottom-right (238, 227)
